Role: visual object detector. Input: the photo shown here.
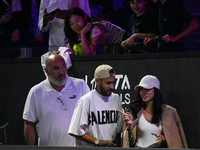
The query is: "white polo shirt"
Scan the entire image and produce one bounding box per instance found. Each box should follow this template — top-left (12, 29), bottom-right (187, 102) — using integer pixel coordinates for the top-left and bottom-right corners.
top-left (23, 76), bottom-right (90, 146)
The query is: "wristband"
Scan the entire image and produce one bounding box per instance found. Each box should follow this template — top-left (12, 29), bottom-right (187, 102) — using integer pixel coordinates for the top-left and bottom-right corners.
top-left (128, 131), bottom-right (133, 145)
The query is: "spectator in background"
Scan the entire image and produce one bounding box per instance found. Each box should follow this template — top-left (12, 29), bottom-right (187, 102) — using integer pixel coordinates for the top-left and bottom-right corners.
top-left (23, 53), bottom-right (90, 146)
top-left (38, 0), bottom-right (91, 52)
top-left (121, 0), bottom-right (159, 53)
top-left (20, 0), bottom-right (44, 48)
top-left (0, 0), bottom-right (22, 49)
top-left (30, 0), bottom-right (44, 43)
top-left (143, 0), bottom-right (199, 52)
top-left (64, 7), bottom-right (130, 56)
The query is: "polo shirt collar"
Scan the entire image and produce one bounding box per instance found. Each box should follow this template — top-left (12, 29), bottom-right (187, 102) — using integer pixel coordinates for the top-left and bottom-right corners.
top-left (45, 75), bottom-right (72, 92)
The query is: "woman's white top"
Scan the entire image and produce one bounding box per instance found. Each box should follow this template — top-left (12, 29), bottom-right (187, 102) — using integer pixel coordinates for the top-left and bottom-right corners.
top-left (135, 113), bottom-right (162, 147)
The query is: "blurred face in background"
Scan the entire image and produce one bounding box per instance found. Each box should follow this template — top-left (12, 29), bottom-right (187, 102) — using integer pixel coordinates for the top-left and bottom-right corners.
top-left (130, 0), bottom-right (147, 16)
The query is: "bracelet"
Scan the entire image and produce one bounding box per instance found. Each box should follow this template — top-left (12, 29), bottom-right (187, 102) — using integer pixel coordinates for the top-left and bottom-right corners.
top-left (128, 130), bottom-right (133, 145)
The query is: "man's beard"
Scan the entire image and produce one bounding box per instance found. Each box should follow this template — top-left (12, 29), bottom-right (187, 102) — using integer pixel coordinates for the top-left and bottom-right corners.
top-left (49, 75), bottom-right (67, 86)
top-left (99, 83), bottom-right (112, 96)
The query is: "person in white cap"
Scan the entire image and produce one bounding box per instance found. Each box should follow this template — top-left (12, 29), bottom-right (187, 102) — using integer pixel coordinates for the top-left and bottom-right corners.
top-left (68, 64), bottom-right (123, 147)
top-left (118, 75), bottom-right (188, 148)
top-left (23, 53), bottom-right (90, 146)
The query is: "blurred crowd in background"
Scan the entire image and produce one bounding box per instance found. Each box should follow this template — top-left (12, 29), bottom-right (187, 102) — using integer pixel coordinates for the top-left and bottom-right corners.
top-left (0, 0), bottom-right (199, 58)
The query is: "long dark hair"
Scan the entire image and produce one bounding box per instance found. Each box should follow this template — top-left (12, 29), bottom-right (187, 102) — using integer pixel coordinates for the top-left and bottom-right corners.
top-left (64, 7), bottom-right (90, 47)
top-left (128, 87), bottom-right (164, 126)
top-left (64, 7), bottom-right (107, 48)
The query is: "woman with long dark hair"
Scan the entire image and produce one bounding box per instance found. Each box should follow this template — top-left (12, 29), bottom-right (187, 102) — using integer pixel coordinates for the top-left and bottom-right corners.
top-left (118, 75), bottom-right (187, 148)
top-left (64, 7), bottom-right (130, 56)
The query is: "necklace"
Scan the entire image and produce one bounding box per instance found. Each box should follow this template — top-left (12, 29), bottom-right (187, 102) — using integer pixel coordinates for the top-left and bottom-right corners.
top-left (145, 109), bottom-right (153, 114)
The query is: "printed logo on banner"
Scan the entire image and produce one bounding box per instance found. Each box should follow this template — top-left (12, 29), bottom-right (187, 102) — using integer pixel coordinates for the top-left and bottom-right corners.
top-left (83, 74), bottom-right (132, 110)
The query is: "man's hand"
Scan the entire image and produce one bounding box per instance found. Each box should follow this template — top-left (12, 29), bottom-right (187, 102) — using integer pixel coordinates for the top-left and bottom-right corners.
top-left (0, 13), bottom-right (11, 24)
top-left (10, 29), bottom-right (20, 42)
top-left (43, 9), bottom-right (54, 27)
top-left (55, 10), bottom-right (68, 19)
top-left (162, 34), bottom-right (177, 43)
top-left (121, 34), bottom-right (136, 49)
top-left (35, 34), bottom-right (44, 42)
top-left (98, 140), bottom-right (116, 147)
top-left (143, 37), bottom-right (154, 47)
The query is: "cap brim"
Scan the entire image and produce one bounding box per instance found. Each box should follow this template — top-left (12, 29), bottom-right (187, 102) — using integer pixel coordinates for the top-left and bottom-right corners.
top-left (134, 84), bottom-right (153, 90)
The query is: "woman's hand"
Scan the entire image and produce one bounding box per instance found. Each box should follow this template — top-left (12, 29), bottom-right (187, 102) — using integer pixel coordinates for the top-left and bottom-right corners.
top-left (151, 133), bottom-right (166, 145)
top-left (81, 22), bottom-right (92, 35)
top-left (117, 110), bottom-right (133, 126)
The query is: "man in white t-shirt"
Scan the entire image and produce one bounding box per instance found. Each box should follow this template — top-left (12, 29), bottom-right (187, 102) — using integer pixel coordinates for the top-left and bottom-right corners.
top-left (23, 53), bottom-right (90, 146)
top-left (68, 64), bottom-right (123, 147)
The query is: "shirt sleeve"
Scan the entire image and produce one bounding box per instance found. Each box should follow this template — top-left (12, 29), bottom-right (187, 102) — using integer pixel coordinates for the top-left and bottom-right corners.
top-left (68, 97), bottom-right (89, 136)
top-left (116, 95), bottom-right (123, 133)
top-left (38, 0), bottom-right (49, 32)
top-left (90, 26), bottom-right (103, 38)
top-left (12, 0), bottom-right (22, 12)
top-left (22, 88), bottom-right (37, 123)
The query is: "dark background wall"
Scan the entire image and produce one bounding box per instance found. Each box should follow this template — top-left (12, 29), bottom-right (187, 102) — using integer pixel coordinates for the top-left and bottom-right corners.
top-left (0, 52), bottom-right (200, 148)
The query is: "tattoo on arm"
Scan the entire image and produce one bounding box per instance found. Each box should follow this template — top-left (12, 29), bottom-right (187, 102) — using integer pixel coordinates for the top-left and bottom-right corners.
top-left (102, 141), bottom-right (108, 146)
